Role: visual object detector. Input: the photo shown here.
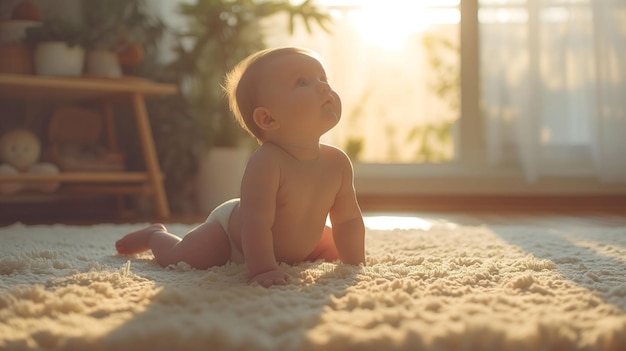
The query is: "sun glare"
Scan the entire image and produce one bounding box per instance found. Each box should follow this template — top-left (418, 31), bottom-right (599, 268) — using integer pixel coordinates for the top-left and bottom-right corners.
top-left (348, 1), bottom-right (426, 50)
top-left (364, 216), bottom-right (433, 231)
top-left (344, 0), bottom-right (460, 50)
top-left (327, 215), bottom-right (433, 230)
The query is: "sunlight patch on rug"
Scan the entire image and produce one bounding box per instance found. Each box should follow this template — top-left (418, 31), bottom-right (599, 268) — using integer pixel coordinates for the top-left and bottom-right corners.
top-left (363, 215), bottom-right (433, 231)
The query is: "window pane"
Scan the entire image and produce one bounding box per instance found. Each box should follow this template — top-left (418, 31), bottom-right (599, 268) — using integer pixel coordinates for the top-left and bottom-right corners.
top-left (479, 0), bottom-right (595, 171)
top-left (265, 1), bottom-right (460, 163)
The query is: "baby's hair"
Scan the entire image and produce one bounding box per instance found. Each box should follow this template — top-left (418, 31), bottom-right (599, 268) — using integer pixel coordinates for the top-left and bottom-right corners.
top-left (223, 47), bottom-right (318, 142)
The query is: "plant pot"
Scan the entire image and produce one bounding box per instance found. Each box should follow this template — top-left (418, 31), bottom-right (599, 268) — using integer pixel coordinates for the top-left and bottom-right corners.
top-left (195, 147), bottom-right (249, 213)
top-left (0, 44), bottom-right (33, 74)
top-left (85, 50), bottom-right (122, 77)
top-left (34, 41), bottom-right (84, 76)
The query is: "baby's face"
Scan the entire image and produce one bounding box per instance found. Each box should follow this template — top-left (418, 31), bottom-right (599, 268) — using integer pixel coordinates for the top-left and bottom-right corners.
top-left (260, 53), bottom-right (342, 139)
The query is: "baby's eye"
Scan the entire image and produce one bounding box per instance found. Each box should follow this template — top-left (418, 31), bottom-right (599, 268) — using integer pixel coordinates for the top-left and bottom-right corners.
top-left (296, 78), bottom-right (309, 87)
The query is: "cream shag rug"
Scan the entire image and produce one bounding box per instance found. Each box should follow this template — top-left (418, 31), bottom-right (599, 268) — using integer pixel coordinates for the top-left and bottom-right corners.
top-left (1, 218), bottom-right (625, 351)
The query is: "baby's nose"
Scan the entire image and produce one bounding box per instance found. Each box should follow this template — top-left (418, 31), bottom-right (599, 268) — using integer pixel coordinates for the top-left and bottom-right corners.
top-left (318, 81), bottom-right (331, 93)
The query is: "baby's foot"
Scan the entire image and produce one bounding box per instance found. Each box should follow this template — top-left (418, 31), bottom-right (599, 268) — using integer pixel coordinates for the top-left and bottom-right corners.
top-left (115, 224), bottom-right (166, 255)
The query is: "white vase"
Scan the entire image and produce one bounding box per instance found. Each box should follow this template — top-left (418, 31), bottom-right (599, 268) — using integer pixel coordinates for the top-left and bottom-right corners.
top-left (34, 41), bottom-right (84, 76)
top-left (85, 50), bottom-right (122, 77)
top-left (196, 147), bottom-right (249, 213)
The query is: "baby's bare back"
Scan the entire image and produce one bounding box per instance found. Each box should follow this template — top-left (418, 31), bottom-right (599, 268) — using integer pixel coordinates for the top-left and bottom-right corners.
top-left (228, 144), bottom-right (345, 263)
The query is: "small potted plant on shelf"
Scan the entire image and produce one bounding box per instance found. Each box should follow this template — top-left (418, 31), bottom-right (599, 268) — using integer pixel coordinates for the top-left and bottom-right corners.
top-left (0, 0), bottom-right (42, 75)
top-left (81, 0), bottom-right (165, 77)
top-left (24, 19), bottom-right (87, 76)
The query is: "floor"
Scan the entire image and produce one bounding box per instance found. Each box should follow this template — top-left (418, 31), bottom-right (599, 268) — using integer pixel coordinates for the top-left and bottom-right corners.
top-left (1, 193), bottom-right (625, 227)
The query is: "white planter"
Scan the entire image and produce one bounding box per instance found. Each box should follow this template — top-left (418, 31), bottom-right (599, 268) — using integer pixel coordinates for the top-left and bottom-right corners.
top-left (34, 41), bottom-right (84, 76)
top-left (85, 50), bottom-right (122, 77)
top-left (196, 147), bottom-right (249, 213)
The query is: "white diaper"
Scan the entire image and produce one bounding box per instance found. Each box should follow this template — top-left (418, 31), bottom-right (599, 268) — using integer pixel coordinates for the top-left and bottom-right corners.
top-left (206, 198), bottom-right (244, 263)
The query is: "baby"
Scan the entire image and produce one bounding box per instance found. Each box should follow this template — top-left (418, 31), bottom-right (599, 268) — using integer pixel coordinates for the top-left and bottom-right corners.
top-left (115, 47), bottom-right (366, 287)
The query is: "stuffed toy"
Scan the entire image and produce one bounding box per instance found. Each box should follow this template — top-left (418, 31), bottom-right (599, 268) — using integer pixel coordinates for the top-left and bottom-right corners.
top-left (0, 128), bottom-right (60, 194)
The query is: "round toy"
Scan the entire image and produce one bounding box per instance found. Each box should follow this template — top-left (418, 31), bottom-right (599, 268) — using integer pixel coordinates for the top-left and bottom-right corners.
top-left (0, 129), bottom-right (41, 171)
top-left (0, 129), bottom-right (60, 194)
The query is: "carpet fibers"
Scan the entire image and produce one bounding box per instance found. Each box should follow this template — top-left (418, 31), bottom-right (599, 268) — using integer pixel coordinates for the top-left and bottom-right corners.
top-left (1, 218), bottom-right (625, 350)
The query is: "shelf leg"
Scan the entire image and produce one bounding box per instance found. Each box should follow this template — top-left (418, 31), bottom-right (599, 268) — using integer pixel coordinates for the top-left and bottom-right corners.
top-left (101, 101), bottom-right (125, 216)
top-left (101, 101), bottom-right (118, 152)
top-left (131, 93), bottom-right (170, 219)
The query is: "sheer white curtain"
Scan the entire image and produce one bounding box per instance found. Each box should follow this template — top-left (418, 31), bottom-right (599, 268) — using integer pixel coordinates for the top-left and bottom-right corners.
top-left (480, 0), bottom-right (626, 184)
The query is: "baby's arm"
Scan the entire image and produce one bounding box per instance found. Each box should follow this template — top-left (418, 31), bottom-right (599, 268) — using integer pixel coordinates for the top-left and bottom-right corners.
top-left (329, 151), bottom-right (365, 265)
top-left (239, 150), bottom-right (289, 287)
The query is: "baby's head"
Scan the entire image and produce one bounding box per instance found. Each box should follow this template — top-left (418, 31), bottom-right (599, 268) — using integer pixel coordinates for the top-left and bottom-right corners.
top-left (224, 47), bottom-right (339, 143)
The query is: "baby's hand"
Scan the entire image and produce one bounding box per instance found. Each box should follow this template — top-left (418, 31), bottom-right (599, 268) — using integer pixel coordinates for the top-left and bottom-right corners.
top-left (249, 269), bottom-right (289, 288)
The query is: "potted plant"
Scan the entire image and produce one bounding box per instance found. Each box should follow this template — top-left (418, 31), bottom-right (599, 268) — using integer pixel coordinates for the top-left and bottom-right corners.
top-left (135, 0), bottom-right (332, 213)
top-left (177, 0), bottom-right (332, 212)
top-left (24, 19), bottom-right (87, 76)
top-left (81, 0), bottom-right (165, 77)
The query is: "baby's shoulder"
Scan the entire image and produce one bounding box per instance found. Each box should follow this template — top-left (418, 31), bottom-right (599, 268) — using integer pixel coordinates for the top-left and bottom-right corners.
top-left (320, 143), bottom-right (351, 163)
top-left (247, 144), bottom-right (283, 168)
top-left (254, 143), bottom-right (281, 156)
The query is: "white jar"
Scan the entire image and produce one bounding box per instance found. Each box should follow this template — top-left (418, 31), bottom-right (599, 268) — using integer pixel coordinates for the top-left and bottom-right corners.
top-left (34, 41), bottom-right (85, 76)
top-left (85, 50), bottom-right (122, 77)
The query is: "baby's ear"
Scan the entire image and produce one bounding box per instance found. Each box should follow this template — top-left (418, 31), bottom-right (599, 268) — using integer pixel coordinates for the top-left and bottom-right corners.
top-left (253, 107), bottom-right (280, 131)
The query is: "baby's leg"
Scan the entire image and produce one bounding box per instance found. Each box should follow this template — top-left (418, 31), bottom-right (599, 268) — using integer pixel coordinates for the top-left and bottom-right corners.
top-left (156, 221), bottom-right (231, 269)
top-left (305, 226), bottom-right (340, 262)
top-left (116, 224), bottom-right (172, 255)
top-left (116, 221), bottom-right (231, 269)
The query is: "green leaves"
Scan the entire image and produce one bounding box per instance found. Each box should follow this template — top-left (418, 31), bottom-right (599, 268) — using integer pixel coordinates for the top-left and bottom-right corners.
top-left (24, 20), bottom-right (87, 48)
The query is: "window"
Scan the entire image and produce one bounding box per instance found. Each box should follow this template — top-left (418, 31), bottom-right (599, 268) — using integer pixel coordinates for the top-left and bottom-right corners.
top-left (479, 0), bottom-right (626, 186)
top-left (480, 0), bottom-right (596, 172)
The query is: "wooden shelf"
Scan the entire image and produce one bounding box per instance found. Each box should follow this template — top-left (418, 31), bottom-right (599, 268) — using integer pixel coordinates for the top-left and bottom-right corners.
top-left (0, 73), bottom-right (176, 102)
top-left (0, 172), bottom-right (152, 183)
top-left (0, 74), bottom-right (176, 219)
